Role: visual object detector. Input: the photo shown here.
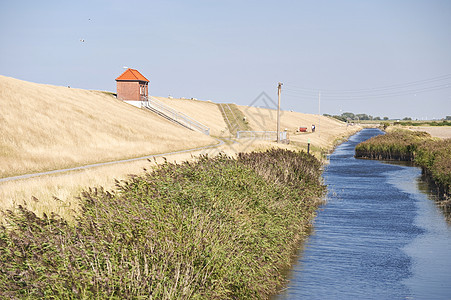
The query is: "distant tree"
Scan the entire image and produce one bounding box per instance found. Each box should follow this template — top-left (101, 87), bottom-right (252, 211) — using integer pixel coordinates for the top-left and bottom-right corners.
top-left (403, 117), bottom-right (412, 121)
top-left (323, 113), bottom-right (348, 122)
top-left (341, 112), bottom-right (355, 120)
top-left (327, 112), bottom-right (391, 122)
top-left (334, 115), bottom-right (347, 122)
top-left (356, 113), bottom-right (370, 120)
top-left (446, 116), bottom-right (451, 121)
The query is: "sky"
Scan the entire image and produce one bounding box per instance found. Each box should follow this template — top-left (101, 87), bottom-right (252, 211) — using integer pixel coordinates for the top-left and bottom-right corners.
top-left (1, 0), bottom-right (450, 119)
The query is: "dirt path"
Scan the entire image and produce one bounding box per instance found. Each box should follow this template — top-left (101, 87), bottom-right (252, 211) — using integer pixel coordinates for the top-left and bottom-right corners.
top-left (0, 139), bottom-right (224, 183)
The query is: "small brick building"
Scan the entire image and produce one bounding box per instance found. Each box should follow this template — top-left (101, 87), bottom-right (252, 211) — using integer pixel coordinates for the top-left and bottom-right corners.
top-left (115, 68), bottom-right (149, 102)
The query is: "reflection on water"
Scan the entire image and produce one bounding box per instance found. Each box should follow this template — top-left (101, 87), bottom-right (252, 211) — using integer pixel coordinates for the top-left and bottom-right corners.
top-left (417, 175), bottom-right (451, 223)
top-left (276, 128), bottom-right (451, 300)
top-left (397, 171), bottom-right (451, 299)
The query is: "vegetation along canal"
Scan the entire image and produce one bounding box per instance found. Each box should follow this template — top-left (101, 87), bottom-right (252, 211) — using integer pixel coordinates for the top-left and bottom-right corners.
top-left (277, 128), bottom-right (451, 299)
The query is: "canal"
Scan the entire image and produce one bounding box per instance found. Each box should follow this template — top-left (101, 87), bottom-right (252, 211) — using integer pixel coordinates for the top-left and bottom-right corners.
top-left (276, 128), bottom-right (451, 299)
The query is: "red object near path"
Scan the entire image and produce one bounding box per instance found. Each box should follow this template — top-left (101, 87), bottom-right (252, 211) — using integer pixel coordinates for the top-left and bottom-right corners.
top-left (299, 127), bottom-right (307, 132)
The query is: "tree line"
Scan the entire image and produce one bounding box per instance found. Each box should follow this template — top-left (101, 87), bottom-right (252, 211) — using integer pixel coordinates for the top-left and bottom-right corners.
top-left (323, 112), bottom-right (388, 122)
top-left (324, 112), bottom-right (450, 122)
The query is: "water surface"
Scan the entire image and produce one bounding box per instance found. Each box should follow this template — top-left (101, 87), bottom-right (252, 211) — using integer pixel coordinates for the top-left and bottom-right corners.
top-left (276, 128), bottom-right (451, 299)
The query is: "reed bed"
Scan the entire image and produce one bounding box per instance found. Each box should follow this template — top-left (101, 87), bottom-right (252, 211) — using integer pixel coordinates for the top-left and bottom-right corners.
top-left (355, 129), bottom-right (450, 196)
top-left (415, 138), bottom-right (451, 195)
top-left (0, 149), bottom-right (325, 299)
top-left (355, 129), bottom-right (431, 161)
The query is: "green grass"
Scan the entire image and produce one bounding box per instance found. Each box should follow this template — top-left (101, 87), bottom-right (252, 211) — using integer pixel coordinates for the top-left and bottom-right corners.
top-left (218, 103), bottom-right (252, 135)
top-left (0, 149), bottom-right (325, 299)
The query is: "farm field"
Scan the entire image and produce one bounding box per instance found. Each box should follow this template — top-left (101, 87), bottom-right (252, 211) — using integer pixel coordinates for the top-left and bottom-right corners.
top-left (406, 126), bottom-right (451, 139)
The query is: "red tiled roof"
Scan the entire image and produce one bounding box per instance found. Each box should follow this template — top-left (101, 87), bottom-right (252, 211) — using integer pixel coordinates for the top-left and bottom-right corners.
top-left (115, 68), bottom-right (149, 82)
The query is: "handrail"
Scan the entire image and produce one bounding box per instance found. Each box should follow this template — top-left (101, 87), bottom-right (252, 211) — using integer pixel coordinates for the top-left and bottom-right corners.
top-left (145, 97), bottom-right (210, 135)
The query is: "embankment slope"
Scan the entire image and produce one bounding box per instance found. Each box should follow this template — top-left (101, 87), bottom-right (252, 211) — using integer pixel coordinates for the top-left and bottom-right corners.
top-left (0, 76), bottom-right (215, 178)
top-left (1, 77), bottom-right (361, 221)
top-left (241, 106), bottom-right (360, 149)
top-left (154, 96), bottom-right (229, 136)
top-left (153, 97), bottom-right (361, 150)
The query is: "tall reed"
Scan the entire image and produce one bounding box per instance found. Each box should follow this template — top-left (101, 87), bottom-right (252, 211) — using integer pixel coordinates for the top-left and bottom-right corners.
top-left (0, 149), bottom-right (325, 299)
top-left (355, 129), bottom-right (450, 196)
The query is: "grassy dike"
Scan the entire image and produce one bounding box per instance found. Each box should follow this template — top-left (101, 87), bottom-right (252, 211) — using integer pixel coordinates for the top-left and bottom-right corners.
top-left (355, 128), bottom-right (451, 197)
top-left (0, 149), bottom-right (325, 299)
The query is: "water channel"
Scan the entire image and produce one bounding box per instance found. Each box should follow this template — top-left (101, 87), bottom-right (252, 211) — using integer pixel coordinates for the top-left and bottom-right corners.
top-left (276, 128), bottom-right (451, 299)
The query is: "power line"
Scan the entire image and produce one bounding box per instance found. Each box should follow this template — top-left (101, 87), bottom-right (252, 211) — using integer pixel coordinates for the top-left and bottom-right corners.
top-left (284, 84), bottom-right (451, 100)
top-left (284, 73), bottom-right (451, 94)
top-left (283, 74), bottom-right (451, 101)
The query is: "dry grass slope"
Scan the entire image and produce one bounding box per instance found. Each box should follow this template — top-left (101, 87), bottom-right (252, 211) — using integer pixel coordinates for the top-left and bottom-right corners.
top-left (1, 76), bottom-right (362, 222)
top-left (154, 97), bottom-right (229, 136)
top-left (239, 106), bottom-right (361, 149)
top-left (151, 97), bottom-right (361, 148)
top-left (0, 76), bottom-right (215, 178)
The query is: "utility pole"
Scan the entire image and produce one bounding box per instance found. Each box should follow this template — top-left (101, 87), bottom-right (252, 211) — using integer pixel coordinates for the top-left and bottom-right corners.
top-left (318, 91), bottom-right (321, 137)
top-left (277, 82), bottom-right (283, 143)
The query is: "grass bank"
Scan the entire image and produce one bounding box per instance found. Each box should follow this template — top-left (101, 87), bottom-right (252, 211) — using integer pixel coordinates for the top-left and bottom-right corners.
top-left (355, 129), bottom-right (450, 197)
top-left (0, 149), bottom-right (325, 299)
top-left (0, 75), bottom-right (214, 179)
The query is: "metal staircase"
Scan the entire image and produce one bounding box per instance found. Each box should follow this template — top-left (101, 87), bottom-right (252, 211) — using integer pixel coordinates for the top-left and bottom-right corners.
top-left (143, 97), bottom-right (210, 135)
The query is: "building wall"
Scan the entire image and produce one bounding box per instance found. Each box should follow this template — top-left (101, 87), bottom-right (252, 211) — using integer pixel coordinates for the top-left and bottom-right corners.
top-left (117, 81), bottom-right (140, 101)
top-left (117, 81), bottom-right (149, 101)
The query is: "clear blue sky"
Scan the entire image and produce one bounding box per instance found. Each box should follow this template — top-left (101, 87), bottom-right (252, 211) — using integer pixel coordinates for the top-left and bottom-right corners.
top-left (1, 0), bottom-right (450, 119)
